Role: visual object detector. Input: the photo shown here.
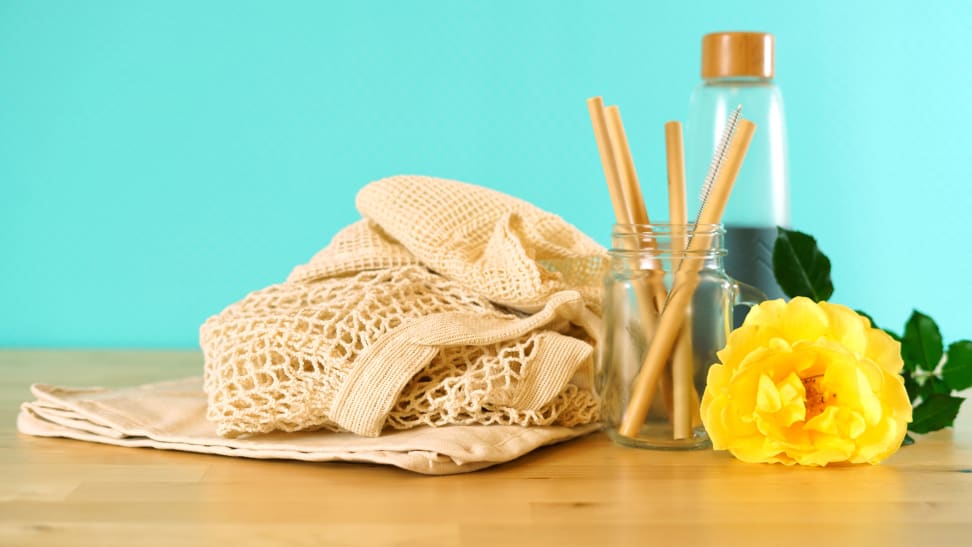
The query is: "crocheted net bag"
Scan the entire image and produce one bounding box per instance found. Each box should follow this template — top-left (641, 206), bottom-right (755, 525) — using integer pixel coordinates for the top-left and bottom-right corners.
top-left (200, 176), bottom-right (606, 438)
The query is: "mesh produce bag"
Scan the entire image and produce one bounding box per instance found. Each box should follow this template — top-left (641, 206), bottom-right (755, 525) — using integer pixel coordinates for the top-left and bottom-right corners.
top-left (200, 175), bottom-right (606, 438)
top-left (356, 176), bottom-right (606, 311)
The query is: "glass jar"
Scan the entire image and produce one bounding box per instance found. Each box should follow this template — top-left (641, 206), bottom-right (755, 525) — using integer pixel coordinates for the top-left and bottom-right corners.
top-left (599, 223), bottom-right (765, 449)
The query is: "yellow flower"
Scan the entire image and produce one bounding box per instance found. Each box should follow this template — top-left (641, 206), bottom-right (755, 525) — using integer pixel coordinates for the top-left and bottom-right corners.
top-left (700, 297), bottom-right (913, 466)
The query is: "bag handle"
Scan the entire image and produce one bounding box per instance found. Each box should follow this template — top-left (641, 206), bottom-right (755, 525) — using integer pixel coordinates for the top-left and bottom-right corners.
top-left (329, 291), bottom-right (596, 437)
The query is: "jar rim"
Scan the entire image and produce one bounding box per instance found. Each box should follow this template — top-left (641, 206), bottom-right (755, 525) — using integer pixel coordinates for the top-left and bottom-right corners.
top-left (609, 223), bottom-right (726, 258)
top-left (611, 223), bottom-right (725, 236)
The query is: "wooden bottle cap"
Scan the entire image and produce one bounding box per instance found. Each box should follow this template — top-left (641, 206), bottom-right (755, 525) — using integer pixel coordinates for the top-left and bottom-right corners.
top-left (701, 32), bottom-right (774, 79)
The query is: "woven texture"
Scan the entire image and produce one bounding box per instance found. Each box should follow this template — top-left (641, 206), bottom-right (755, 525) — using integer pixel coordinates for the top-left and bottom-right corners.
top-left (356, 176), bottom-right (606, 311)
top-left (201, 175), bottom-right (606, 438)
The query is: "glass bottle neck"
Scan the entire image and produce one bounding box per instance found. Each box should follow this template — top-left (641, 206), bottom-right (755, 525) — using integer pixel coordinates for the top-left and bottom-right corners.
top-left (703, 75), bottom-right (773, 85)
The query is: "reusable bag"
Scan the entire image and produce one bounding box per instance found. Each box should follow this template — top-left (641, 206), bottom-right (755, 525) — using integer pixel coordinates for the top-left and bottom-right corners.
top-left (200, 176), bottom-right (607, 438)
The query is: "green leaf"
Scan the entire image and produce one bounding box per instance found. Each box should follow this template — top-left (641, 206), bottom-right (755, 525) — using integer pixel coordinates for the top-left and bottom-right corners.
top-left (902, 311), bottom-right (943, 372)
top-left (909, 394), bottom-right (964, 434)
top-left (918, 375), bottom-right (951, 400)
top-left (903, 373), bottom-right (921, 403)
top-left (902, 434), bottom-right (915, 446)
top-left (772, 227), bottom-right (834, 302)
top-left (932, 377), bottom-right (952, 395)
top-left (942, 340), bottom-right (972, 391)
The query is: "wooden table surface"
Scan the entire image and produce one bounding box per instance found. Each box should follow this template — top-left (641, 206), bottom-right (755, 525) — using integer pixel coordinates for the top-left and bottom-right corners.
top-left (2, 350), bottom-right (971, 547)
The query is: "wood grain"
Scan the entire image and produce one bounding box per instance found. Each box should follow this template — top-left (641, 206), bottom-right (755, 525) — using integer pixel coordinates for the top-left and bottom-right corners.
top-left (2, 350), bottom-right (971, 546)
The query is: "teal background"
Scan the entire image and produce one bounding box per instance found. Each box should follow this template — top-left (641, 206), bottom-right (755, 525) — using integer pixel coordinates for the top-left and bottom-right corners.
top-left (2, 0), bottom-right (970, 348)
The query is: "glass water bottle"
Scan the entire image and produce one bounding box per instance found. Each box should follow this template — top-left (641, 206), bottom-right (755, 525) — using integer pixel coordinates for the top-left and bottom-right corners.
top-left (686, 31), bottom-right (789, 304)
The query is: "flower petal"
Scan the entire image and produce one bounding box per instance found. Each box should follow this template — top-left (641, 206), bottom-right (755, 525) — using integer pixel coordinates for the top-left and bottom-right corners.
top-left (820, 301), bottom-right (869, 357)
top-left (756, 374), bottom-right (783, 413)
top-left (777, 373), bottom-right (807, 427)
top-left (865, 328), bottom-right (905, 375)
top-left (728, 435), bottom-right (782, 464)
top-left (781, 297), bottom-right (831, 344)
top-left (806, 405), bottom-right (840, 435)
top-left (851, 417), bottom-right (904, 464)
top-left (840, 409), bottom-right (867, 439)
top-left (700, 298), bottom-right (913, 467)
top-left (798, 433), bottom-right (856, 466)
top-left (854, 368), bottom-right (884, 425)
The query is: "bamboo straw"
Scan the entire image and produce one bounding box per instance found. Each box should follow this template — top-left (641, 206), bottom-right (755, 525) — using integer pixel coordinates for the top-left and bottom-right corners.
top-left (586, 97), bottom-right (629, 225)
top-left (588, 99), bottom-right (674, 420)
top-left (602, 104), bottom-right (675, 418)
top-left (605, 106), bottom-right (650, 226)
top-left (664, 122), bottom-right (688, 233)
top-left (586, 98), bottom-right (656, 325)
top-left (664, 121), bottom-right (695, 440)
top-left (605, 106), bottom-right (670, 310)
top-left (673, 314), bottom-right (697, 437)
top-left (618, 119), bottom-right (756, 438)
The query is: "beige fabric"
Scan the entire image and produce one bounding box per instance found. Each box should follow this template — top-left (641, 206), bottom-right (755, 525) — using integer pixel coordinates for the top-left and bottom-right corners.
top-left (201, 175), bottom-right (607, 438)
top-left (355, 176), bottom-right (606, 311)
top-left (17, 379), bottom-right (599, 475)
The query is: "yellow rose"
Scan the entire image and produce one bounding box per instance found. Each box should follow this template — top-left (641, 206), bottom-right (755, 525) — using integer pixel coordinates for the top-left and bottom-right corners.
top-left (700, 297), bottom-right (913, 466)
